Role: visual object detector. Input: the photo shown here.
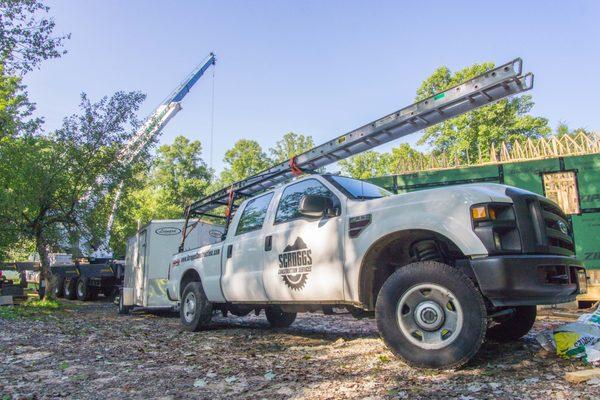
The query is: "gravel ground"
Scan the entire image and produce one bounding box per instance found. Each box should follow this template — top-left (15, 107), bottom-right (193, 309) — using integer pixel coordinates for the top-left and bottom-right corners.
top-left (1, 300), bottom-right (599, 399)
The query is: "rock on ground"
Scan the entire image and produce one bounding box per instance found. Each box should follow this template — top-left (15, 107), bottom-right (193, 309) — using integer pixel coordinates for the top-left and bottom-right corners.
top-left (0, 301), bottom-right (599, 399)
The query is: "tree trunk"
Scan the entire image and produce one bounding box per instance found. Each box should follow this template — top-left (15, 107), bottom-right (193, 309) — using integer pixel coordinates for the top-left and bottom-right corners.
top-left (35, 230), bottom-right (54, 300)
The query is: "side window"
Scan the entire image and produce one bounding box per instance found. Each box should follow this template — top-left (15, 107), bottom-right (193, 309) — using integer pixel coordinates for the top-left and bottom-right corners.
top-left (275, 179), bottom-right (338, 224)
top-left (236, 193), bottom-right (274, 235)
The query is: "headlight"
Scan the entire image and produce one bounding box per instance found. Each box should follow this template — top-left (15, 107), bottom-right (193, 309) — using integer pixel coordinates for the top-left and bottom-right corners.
top-left (471, 203), bottom-right (521, 253)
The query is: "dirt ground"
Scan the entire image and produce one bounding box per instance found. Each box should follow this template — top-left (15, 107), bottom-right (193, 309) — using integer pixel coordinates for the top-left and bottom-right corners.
top-left (1, 300), bottom-right (599, 400)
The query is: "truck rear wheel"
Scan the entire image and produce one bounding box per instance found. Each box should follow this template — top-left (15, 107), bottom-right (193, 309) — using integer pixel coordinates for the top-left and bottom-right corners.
top-left (375, 261), bottom-right (486, 369)
top-left (180, 282), bottom-right (213, 331)
top-left (265, 306), bottom-right (296, 328)
top-left (486, 306), bottom-right (537, 342)
top-left (64, 279), bottom-right (77, 300)
top-left (76, 279), bottom-right (91, 301)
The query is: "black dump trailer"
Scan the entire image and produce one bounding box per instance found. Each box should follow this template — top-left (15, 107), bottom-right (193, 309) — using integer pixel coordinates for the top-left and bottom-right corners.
top-left (51, 261), bottom-right (124, 301)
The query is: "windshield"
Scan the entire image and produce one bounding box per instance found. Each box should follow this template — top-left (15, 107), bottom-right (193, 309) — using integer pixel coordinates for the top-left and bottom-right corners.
top-left (326, 175), bottom-right (392, 200)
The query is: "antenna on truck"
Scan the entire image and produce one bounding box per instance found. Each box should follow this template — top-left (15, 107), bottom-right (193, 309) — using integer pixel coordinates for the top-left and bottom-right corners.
top-left (179, 58), bottom-right (534, 252)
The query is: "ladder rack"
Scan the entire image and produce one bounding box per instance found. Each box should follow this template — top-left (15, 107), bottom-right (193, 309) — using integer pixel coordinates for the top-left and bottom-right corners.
top-left (186, 58), bottom-right (533, 221)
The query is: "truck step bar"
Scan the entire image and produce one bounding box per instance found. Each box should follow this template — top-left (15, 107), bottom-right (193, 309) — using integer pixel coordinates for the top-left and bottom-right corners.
top-left (182, 58), bottom-right (533, 243)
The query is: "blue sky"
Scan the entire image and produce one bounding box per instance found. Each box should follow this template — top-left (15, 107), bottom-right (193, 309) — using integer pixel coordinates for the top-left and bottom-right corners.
top-left (25, 0), bottom-right (600, 173)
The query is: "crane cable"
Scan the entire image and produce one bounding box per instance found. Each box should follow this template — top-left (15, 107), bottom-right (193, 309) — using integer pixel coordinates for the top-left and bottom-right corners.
top-left (209, 66), bottom-right (216, 170)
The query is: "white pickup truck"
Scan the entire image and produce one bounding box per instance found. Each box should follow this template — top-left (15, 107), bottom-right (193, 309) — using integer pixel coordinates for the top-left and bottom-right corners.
top-left (167, 174), bottom-right (587, 369)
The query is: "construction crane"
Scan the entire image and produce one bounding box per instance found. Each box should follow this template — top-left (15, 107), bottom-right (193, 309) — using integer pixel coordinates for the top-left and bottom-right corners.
top-left (180, 58), bottom-right (533, 249)
top-left (92, 53), bottom-right (216, 259)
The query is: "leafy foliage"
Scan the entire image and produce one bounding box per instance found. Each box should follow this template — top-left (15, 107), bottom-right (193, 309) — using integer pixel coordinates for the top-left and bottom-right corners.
top-left (416, 62), bottom-right (550, 162)
top-left (269, 132), bottom-right (314, 162)
top-left (0, 0), bottom-right (70, 75)
top-left (0, 63), bottom-right (38, 138)
top-left (219, 139), bottom-right (270, 186)
top-left (0, 91), bottom-right (146, 293)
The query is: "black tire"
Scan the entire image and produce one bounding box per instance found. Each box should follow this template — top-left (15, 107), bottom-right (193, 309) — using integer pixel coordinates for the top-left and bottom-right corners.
top-left (76, 279), bottom-right (91, 301)
top-left (64, 278), bottom-right (77, 300)
top-left (265, 306), bottom-right (297, 328)
top-left (118, 289), bottom-right (131, 315)
top-left (53, 277), bottom-right (65, 298)
top-left (486, 306), bottom-right (537, 342)
top-left (375, 261), bottom-right (487, 370)
top-left (180, 282), bottom-right (213, 331)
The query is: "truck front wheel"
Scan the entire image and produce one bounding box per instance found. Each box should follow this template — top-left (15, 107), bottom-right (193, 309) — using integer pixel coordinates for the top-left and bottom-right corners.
top-left (375, 261), bottom-right (487, 369)
top-left (265, 306), bottom-right (296, 328)
top-left (486, 306), bottom-right (537, 342)
top-left (180, 282), bottom-right (213, 331)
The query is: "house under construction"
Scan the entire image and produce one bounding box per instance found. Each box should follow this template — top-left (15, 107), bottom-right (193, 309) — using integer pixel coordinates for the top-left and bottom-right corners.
top-left (368, 132), bottom-right (600, 305)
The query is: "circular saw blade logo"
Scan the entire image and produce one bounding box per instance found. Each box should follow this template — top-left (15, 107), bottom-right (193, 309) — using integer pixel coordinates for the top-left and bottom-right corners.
top-left (278, 237), bottom-right (312, 290)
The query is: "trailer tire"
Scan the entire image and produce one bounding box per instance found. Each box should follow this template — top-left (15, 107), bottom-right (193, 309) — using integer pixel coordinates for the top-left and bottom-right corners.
top-left (64, 278), bottom-right (77, 300)
top-left (76, 279), bottom-right (91, 301)
top-left (53, 277), bottom-right (65, 298)
top-left (118, 289), bottom-right (131, 315)
top-left (486, 306), bottom-right (537, 342)
top-left (180, 282), bottom-right (212, 331)
top-left (265, 306), bottom-right (297, 328)
top-left (375, 261), bottom-right (487, 370)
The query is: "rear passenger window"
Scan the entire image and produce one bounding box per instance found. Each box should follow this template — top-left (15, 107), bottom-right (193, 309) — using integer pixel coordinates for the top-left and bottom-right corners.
top-left (275, 179), bottom-right (338, 224)
top-left (236, 193), bottom-right (274, 235)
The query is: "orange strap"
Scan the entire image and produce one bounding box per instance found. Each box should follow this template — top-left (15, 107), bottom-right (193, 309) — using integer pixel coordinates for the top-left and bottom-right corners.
top-left (225, 186), bottom-right (235, 218)
top-left (289, 156), bottom-right (303, 176)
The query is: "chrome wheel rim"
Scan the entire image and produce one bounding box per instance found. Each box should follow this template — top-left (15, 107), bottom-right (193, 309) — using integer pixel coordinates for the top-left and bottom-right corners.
top-left (183, 292), bottom-right (197, 323)
top-left (396, 283), bottom-right (463, 350)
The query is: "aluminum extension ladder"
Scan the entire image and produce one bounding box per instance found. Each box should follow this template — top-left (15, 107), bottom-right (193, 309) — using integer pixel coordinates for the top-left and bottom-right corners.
top-left (182, 57), bottom-right (533, 243)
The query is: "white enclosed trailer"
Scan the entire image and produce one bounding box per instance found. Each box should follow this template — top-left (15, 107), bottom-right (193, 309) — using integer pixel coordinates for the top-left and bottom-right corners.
top-left (120, 219), bottom-right (223, 312)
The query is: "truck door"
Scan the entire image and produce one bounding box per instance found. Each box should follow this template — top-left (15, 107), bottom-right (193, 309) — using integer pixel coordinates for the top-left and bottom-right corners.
top-left (221, 192), bottom-right (274, 301)
top-left (263, 178), bottom-right (345, 301)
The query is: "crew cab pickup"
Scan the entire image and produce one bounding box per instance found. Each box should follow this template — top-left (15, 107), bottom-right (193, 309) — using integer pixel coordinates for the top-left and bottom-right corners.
top-left (167, 174), bottom-right (587, 369)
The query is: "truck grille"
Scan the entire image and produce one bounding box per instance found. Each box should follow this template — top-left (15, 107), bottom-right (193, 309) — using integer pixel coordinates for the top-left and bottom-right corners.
top-left (505, 187), bottom-right (575, 257)
top-left (538, 200), bottom-right (575, 256)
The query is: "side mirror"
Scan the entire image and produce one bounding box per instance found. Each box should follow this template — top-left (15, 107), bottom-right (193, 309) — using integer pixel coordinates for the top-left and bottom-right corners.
top-left (299, 194), bottom-right (334, 218)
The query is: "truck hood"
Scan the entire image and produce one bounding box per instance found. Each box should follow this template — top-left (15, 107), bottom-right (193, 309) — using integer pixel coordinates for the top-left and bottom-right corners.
top-left (349, 183), bottom-right (524, 213)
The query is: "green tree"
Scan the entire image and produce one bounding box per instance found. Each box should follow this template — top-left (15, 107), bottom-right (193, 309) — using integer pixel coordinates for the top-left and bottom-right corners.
top-left (0, 63), bottom-right (37, 138)
top-left (0, 0), bottom-right (70, 75)
top-left (269, 132), bottom-right (314, 162)
top-left (416, 62), bottom-right (550, 162)
top-left (0, 91), bottom-right (146, 297)
top-left (219, 139), bottom-right (270, 185)
top-left (154, 135), bottom-right (213, 209)
top-left (109, 136), bottom-right (214, 257)
top-left (338, 150), bottom-right (390, 179)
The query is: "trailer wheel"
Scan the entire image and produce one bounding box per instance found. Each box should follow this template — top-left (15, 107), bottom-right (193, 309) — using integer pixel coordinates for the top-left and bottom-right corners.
top-left (64, 278), bottom-right (77, 300)
top-left (53, 277), bottom-right (65, 298)
top-left (76, 279), bottom-right (91, 301)
top-left (118, 289), bottom-right (131, 315)
top-left (180, 282), bottom-right (213, 331)
top-left (486, 306), bottom-right (537, 342)
top-left (375, 261), bottom-right (487, 369)
top-left (265, 306), bottom-right (297, 328)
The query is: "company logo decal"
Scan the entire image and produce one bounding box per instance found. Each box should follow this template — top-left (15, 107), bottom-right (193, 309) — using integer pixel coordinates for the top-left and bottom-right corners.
top-left (278, 237), bottom-right (312, 290)
top-left (209, 229), bottom-right (224, 238)
top-left (155, 227), bottom-right (182, 236)
top-left (557, 220), bottom-right (569, 235)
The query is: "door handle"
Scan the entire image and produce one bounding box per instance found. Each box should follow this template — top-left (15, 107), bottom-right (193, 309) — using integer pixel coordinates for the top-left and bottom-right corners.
top-left (227, 244), bottom-right (233, 259)
top-left (264, 235), bottom-right (272, 251)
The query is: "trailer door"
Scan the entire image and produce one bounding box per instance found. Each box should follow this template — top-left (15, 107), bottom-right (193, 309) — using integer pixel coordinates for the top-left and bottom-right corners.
top-left (135, 229), bottom-right (147, 306)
